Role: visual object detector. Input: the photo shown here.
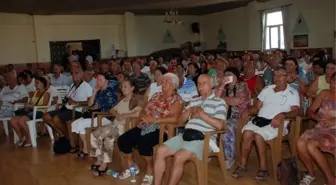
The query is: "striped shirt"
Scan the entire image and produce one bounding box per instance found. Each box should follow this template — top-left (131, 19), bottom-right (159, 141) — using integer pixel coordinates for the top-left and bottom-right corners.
top-left (185, 93), bottom-right (227, 134)
top-left (130, 72), bottom-right (151, 95)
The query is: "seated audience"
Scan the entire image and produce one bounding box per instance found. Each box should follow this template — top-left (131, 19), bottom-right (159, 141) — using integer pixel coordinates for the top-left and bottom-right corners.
top-left (145, 60), bottom-right (158, 82)
top-left (116, 73), bottom-right (183, 185)
top-left (83, 70), bottom-right (96, 88)
top-left (122, 60), bottom-right (133, 74)
top-left (296, 73), bottom-right (336, 185)
top-left (186, 62), bottom-right (200, 85)
top-left (233, 56), bottom-right (244, 73)
top-left (243, 63), bottom-right (265, 98)
top-left (263, 54), bottom-right (282, 86)
top-left (167, 58), bottom-right (178, 73)
top-left (36, 68), bottom-right (46, 78)
top-left (130, 61), bottom-right (151, 95)
top-left (89, 79), bottom-right (142, 175)
top-left (22, 70), bottom-right (36, 94)
top-left (285, 57), bottom-right (308, 94)
top-left (154, 74), bottom-right (227, 185)
top-left (307, 61), bottom-right (336, 98)
top-left (43, 68), bottom-right (92, 139)
top-left (211, 58), bottom-right (228, 87)
top-left (157, 57), bottom-right (168, 69)
top-left (232, 66), bottom-right (300, 182)
top-left (0, 71), bottom-right (28, 118)
top-left (42, 75), bottom-right (59, 108)
top-left (116, 72), bottom-right (129, 101)
top-left (10, 77), bottom-right (50, 147)
top-left (144, 67), bottom-right (167, 104)
top-left (200, 61), bottom-right (209, 74)
top-left (50, 63), bottom-right (72, 87)
top-left (305, 60), bottom-right (325, 85)
top-left (71, 73), bottom-right (117, 157)
top-left (215, 67), bottom-right (251, 168)
top-left (174, 67), bottom-right (199, 104)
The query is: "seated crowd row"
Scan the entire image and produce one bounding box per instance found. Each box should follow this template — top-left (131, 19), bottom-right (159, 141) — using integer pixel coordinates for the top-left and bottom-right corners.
top-left (1, 51), bottom-right (335, 185)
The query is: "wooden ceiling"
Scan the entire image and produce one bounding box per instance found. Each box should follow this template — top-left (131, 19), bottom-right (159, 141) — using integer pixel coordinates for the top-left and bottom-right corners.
top-left (0, 0), bottom-right (252, 15)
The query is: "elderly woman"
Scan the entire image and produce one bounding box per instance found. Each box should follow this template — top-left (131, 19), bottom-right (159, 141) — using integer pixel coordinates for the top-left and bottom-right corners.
top-left (116, 72), bottom-right (129, 101)
top-left (215, 67), bottom-right (251, 168)
top-left (144, 67), bottom-right (167, 104)
top-left (89, 79), bottom-right (142, 175)
top-left (71, 73), bottom-right (117, 157)
top-left (10, 77), bottom-right (50, 147)
top-left (307, 61), bottom-right (336, 98)
top-left (212, 58), bottom-right (228, 87)
top-left (296, 73), bottom-right (336, 185)
top-left (116, 73), bottom-right (183, 185)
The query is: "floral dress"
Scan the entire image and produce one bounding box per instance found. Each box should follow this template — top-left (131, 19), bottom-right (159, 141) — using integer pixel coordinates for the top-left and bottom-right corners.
top-left (222, 82), bottom-right (251, 161)
top-left (138, 92), bottom-right (182, 135)
top-left (301, 99), bottom-right (336, 153)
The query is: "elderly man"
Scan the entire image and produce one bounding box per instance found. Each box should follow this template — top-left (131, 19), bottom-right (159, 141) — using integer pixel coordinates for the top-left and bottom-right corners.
top-left (43, 68), bottom-right (92, 139)
top-left (154, 74), bottom-right (227, 185)
top-left (146, 60), bottom-right (158, 82)
top-left (174, 67), bottom-right (198, 104)
top-left (0, 70), bottom-right (28, 118)
top-left (83, 70), bottom-right (96, 88)
top-left (232, 66), bottom-right (300, 181)
top-left (50, 63), bottom-right (72, 87)
top-left (130, 62), bottom-right (151, 95)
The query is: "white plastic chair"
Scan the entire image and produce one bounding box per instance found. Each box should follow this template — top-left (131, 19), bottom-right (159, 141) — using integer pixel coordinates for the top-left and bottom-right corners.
top-left (12, 86), bottom-right (70, 146)
top-left (0, 103), bottom-right (25, 136)
top-left (13, 95), bottom-right (54, 147)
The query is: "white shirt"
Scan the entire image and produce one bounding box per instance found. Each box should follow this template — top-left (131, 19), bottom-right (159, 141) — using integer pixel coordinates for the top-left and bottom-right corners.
top-left (258, 85), bottom-right (300, 120)
top-left (148, 83), bottom-right (162, 100)
top-left (50, 73), bottom-right (73, 87)
top-left (65, 81), bottom-right (92, 110)
top-left (26, 78), bottom-right (36, 93)
top-left (47, 86), bottom-right (59, 98)
top-left (141, 66), bottom-right (150, 73)
top-left (0, 84), bottom-right (28, 102)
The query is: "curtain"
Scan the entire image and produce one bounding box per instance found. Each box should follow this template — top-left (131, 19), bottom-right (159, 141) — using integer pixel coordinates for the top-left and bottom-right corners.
top-left (281, 5), bottom-right (291, 53)
top-left (260, 10), bottom-right (266, 51)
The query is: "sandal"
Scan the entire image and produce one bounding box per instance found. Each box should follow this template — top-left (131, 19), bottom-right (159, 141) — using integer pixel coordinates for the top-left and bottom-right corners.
top-left (299, 174), bottom-right (315, 185)
top-left (16, 136), bottom-right (26, 147)
top-left (141, 175), bottom-right (154, 185)
top-left (89, 164), bottom-right (99, 171)
top-left (93, 167), bottom-right (108, 176)
top-left (232, 165), bottom-right (247, 178)
top-left (70, 147), bottom-right (79, 153)
top-left (255, 168), bottom-right (268, 182)
top-left (118, 168), bottom-right (140, 179)
top-left (76, 151), bottom-right (88, 158)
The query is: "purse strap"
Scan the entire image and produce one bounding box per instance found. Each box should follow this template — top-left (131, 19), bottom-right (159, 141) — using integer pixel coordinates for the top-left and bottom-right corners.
top-left (34, 90), bottom-right (47, 106)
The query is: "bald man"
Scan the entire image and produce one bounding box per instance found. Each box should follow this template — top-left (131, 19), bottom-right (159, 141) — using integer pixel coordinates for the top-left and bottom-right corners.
top-left (43, 68), bottom-right (92, 140)
top-left (153, 74), bottom-right (228, 185)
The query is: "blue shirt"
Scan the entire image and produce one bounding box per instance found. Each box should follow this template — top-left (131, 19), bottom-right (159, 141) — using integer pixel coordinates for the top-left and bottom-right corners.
top-left (177, 77), bottom-right (199, 103)
top-left (88, 78), bottom-right (96, 88)
top-left (94, 86), bottom-right (117, 112)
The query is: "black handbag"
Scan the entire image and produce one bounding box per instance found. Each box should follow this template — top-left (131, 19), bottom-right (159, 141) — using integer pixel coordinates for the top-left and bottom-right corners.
top-left (252, 116), bottom-right (272, 127)
top-left (182, 129), bottom-right (205, 141)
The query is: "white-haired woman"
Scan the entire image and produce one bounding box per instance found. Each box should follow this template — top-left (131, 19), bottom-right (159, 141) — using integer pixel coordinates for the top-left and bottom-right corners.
top-left (116, 73), bottom-right (183, 185)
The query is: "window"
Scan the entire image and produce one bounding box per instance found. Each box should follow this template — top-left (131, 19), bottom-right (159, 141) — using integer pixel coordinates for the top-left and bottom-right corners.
top-left (263, 11), bottom-right (285, 50)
